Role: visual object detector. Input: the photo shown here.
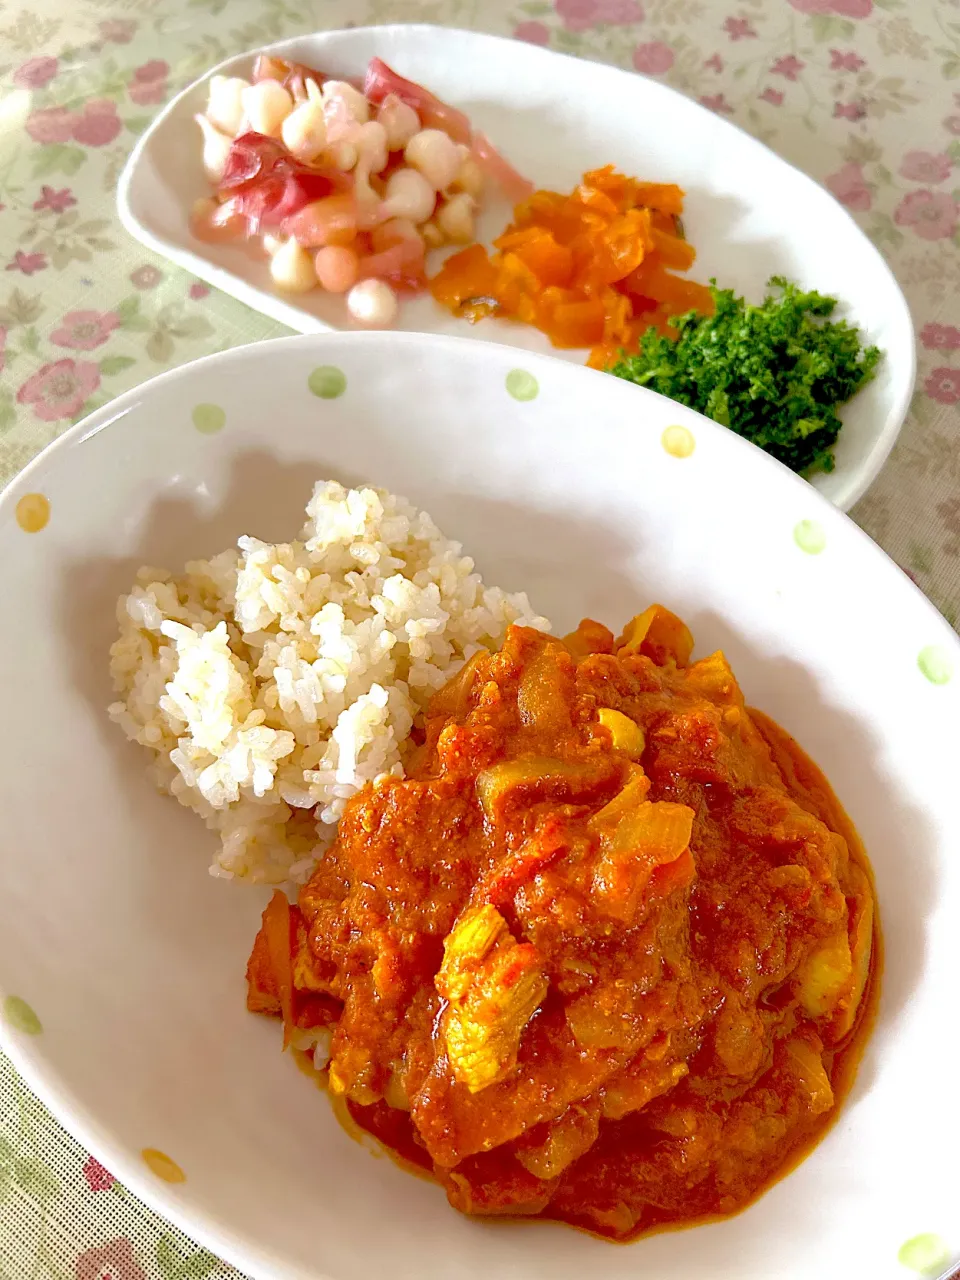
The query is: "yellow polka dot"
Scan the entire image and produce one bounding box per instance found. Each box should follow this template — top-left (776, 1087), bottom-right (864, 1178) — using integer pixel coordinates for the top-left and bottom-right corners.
top-left (661, 425), bottom-right (695, 458)
top-left (15, 493), bottom-right (50, 532)
top-left (141, 1148), bottom-right (186, 1184)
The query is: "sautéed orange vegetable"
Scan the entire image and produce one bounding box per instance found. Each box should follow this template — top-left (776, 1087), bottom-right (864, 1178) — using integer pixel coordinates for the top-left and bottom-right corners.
top-left (246, 607), bottom-right (877, 1239)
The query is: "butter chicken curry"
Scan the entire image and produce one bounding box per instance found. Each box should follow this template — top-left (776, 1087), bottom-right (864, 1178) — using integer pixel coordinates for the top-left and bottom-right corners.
top-left (246, 605), bottom-right (877, 1239)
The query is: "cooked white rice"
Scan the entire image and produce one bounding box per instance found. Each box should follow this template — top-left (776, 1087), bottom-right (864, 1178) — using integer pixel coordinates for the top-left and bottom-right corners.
top-left (108, 480), bottom-right (549, 885)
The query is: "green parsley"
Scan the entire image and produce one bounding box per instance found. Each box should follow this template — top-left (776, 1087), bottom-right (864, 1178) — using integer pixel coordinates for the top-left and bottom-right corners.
top-left (609, 276), bottom-right (883, 475)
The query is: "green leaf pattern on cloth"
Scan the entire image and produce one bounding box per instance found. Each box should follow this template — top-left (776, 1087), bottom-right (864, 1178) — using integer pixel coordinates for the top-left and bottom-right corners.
top-left (0, 1053), bottom-right (241, 1278)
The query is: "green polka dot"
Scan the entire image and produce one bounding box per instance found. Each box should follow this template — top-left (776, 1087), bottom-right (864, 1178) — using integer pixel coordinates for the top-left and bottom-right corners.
top-left (2, 996), bottom-right (42, 1036)
top-left (661, 424), bottom-right (695, 458)
top-left (308, 366), bottom-right (347, 399)
top-left (918, 645), bottom-right (953, 685)
top-left (505, 369), bottom-right (539, 402)
top-left (793, 519), bottom-right (826, 555)
top-left (192, 403), bottom-right (226, 435)
top-left (898, 1234), bottom-right (950, 1275)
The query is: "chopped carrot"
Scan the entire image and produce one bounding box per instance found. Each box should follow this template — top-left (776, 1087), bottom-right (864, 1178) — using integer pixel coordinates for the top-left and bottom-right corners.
top-left (650, 211), bottom-right (680, 238)
top-left (544, 298), bottom-right (606, 348)
top-left (430, 242), bottom-right (499, 314)
top-left (630, 264), bottom-right (715, 315)
top-left (429, 165), bottom-right (711, 355)
top-left (587, 342), bottom-right (619, 371)
top-left (628, 182), bottom-right (685, 215)
top-left (498, 252), bottom-right (539, 313)
top-left (573, 208), bottom-right (652, 288)
top-left (650, 226), bottom-right (696, 271)
top-left (571, 184), bottom-right (620, 218)
top-left (581, 166), bottom-right (639, 211)
top-left (494, 227), bottom-right (574, 288)
top-left (601, 288), bottom-right (633, 343)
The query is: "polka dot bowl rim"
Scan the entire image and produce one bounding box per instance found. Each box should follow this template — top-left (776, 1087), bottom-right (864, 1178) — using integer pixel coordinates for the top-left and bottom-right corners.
top-left (0, 330), bottom-right (956, 1280)
top-left (117, 22), bottom-right (916, 513)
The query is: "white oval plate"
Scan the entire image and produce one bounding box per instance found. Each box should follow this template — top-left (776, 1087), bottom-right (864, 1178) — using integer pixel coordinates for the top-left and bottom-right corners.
top-left (0, 332), bottom-right (955, 1280)
top-left (117, 24), bottom-right (915, 513)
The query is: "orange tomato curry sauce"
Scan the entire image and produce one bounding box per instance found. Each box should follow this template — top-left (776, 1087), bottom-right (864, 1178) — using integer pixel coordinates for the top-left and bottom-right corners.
top-left (246, 606), bottom-right (878, 1240)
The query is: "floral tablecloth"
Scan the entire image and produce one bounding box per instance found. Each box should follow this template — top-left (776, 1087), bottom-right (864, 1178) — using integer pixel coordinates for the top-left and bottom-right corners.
top-left (1, 0), bottom-right (958, 1275)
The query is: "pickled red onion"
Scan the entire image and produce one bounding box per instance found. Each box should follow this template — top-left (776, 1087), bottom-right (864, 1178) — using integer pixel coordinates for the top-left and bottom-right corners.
top-left (363, 57), bottom-right (472, 146)
top-left (471, 131), bottom-right (534, 203)
top-left (357, 236), bottom-right (427, 293)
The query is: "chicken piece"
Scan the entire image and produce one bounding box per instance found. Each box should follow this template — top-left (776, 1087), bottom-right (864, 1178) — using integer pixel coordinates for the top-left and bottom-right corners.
top-left (834, 879), bottom-right (874, 1041)
top-left (514, 1101), bottom-right (601, 1179)
top-left (795, 889), bottom-right (874, 1044)
top-left (437, 904), bottom-right (547, 1093)
top-left (616, 604), bottom-right (693, 667)
top-left (476, 755), bottom-right (622, 823)
top-left (516, 640), bottom-right (575, 734)
top-left (683, 651), bottom-right (742, 707)
top-left (562, 617), bottom-right (615, 659)
top-left (291, 919), bottom-right (332, 993)
top-left (600, 1058), bottom-right (689, 1120)
top-left (443, 1153), bottom-right (557, 1217)
top-left (783, 1037), bottom-right (834, 1115)
top-left (795, 929), bottom-right (853, 1021)
top-left (713, 991), bottom-right (765, 1078)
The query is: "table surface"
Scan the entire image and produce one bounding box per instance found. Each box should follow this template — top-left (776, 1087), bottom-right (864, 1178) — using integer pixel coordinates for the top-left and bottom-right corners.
top-left (1, 0), bottom-right (958, 1275)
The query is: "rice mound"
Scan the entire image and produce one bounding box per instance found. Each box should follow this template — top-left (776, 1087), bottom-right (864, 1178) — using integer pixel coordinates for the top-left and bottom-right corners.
top-left (109, 480), bottom-right (550, 885)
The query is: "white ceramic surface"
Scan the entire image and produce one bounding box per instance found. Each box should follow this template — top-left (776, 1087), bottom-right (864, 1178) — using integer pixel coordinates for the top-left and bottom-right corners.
top-left (0, 332), bottom-right (956, 1280)
top-left (117, 24), bottom-right (915, 513)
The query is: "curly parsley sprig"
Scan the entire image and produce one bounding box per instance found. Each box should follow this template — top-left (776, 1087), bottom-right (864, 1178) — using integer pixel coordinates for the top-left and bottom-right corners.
top-left (608, 276), bottom-right (883, 475)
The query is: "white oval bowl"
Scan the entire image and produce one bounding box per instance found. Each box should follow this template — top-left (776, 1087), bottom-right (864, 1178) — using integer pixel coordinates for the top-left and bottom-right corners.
top-left (117, 23), bottom-right (915, 512)
top-left (0, 332), bottom-right (955, 1280)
